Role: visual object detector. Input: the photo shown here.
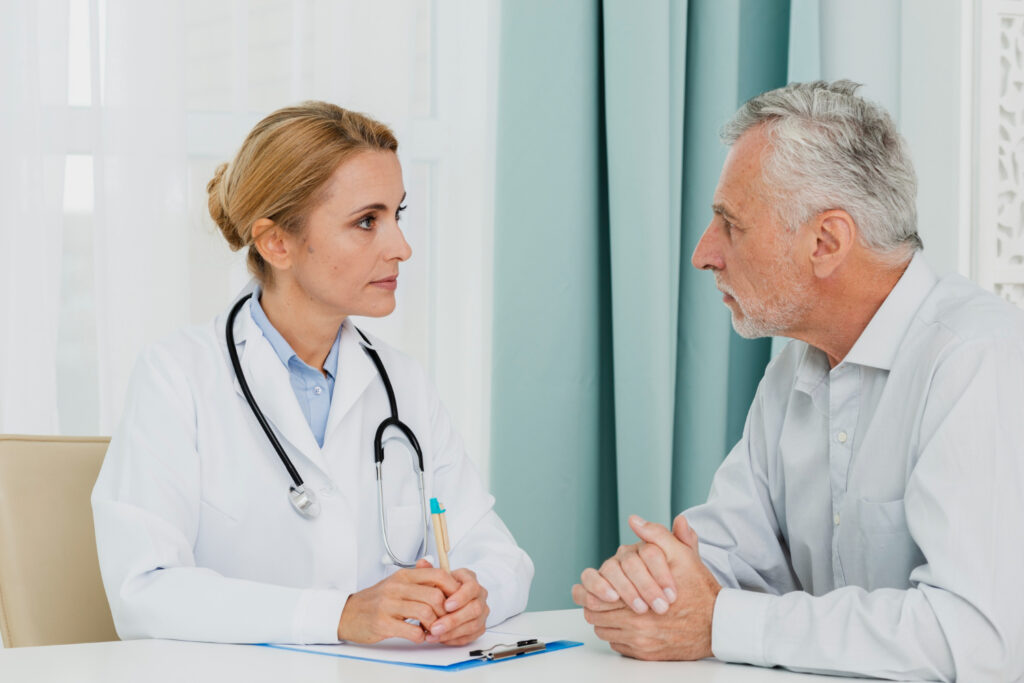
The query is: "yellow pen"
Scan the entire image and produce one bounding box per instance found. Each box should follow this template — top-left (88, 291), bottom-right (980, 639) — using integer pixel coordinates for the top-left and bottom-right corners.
top-left (430, 497), bottom-right (450, 571)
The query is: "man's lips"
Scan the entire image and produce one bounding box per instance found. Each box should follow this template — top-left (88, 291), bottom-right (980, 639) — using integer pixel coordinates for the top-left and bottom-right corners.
top-left (716, 281), bottom-right (735, 303)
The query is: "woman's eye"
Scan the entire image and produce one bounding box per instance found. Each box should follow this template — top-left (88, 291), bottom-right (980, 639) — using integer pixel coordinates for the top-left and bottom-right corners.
top-left (357, 215), bottom-right (375, 230)
top-left (396, 204), bottom-right (408, 221)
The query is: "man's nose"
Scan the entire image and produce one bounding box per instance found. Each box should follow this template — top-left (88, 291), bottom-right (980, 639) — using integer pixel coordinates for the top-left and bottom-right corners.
top-left (691, 221), bottom-right (723, 271)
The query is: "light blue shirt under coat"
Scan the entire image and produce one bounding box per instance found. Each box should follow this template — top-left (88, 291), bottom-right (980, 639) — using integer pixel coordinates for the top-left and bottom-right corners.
top-left (249, 291), bottom-right (341, 447)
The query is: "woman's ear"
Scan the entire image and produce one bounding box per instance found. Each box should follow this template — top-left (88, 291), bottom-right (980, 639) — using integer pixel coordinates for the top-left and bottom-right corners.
top-left (251, 218), bottom-right (292, 271)
top-left (809, 209), bottom-right (856, 279)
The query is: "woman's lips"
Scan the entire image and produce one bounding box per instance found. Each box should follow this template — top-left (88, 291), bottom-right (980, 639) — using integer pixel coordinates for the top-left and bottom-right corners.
top-left (371, 276), bottom-right (398, 291)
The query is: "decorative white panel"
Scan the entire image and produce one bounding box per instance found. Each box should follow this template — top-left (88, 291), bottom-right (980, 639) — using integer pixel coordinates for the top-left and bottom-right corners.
top-left (977, 0), bottom-right (1024, 307)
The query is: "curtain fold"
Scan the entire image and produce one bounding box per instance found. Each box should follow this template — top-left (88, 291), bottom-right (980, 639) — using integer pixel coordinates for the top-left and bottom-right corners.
top-left (602, 0), bottom-right (687, 539)
top-left (492, 0), bottom-right (789, 609)
top-left (490, 0), bottom-right (619, 611)
top-left (675, 0), bottom-right (788, 512)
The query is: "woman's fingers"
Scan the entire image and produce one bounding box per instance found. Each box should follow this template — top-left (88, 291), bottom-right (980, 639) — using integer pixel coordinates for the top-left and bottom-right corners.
top-left (399, 567), bottom-right (461, 595)
top-left (434, 609), bottom-right (487, 646)
top-left (384, 612), bottom-right (430, 643)
top-left (428, 591), bottom-right (487, 637)
top-left (399, 583), bottom-right (448, 619)
top-left (429, 597), bottom-right (488, 644)
top-left (444, 568), bottom-right (483, 611)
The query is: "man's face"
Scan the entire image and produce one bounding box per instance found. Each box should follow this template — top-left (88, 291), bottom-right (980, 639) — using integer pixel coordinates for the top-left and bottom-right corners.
top-left (690, 126), bottom-right (812, 339)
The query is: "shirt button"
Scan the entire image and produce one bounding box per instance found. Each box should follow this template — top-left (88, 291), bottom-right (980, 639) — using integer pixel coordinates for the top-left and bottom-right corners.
top-left (313, 386), bottom-right (323, 395)
top-left (837, 431), bottom-right (848, 443)
top-left (833, 513), bottom-right (841, 526)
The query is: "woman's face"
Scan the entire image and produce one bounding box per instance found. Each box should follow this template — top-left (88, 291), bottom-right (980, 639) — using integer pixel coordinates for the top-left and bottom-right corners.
top-left (284, 149), bottom-right (411, 318)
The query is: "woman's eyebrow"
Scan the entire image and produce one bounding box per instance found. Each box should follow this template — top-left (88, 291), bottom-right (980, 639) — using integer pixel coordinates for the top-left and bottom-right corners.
top-left (348, 203), bottom-right (387, 216)
top-left (348, 192), bottom-right (407, 216)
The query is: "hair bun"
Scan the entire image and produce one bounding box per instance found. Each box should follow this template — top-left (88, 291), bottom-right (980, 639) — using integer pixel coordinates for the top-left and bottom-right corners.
top-left (207, 162), bottom-right (244, 250)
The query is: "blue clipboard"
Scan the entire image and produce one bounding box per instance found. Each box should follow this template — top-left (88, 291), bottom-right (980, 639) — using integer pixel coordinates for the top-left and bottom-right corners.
top-left (260, 639), bottom-right (583, 671)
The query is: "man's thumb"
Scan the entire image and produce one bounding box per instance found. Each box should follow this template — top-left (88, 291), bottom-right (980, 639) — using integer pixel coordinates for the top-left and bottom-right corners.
top-left (628, 514), bottom-right (680, 555)
top-left (673, 514), bottom-right (699, 550)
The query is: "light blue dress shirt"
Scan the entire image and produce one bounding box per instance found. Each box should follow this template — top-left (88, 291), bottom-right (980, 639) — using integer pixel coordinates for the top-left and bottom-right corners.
top-left (689, 254), bottom-right (1024, 680)
top-left (249, 291), bottom-right (341, 447)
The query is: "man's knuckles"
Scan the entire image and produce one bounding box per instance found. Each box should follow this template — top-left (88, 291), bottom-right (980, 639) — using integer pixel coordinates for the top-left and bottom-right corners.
top-left (638, 542), bottom-right (667, 564)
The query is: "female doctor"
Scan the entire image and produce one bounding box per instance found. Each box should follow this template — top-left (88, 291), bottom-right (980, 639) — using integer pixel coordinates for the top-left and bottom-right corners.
top-left (91, 102), bottom-right (533, 647)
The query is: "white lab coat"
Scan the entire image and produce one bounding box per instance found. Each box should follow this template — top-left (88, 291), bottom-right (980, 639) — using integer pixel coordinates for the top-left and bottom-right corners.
top-left (91, 296), bottom-right (533, 644)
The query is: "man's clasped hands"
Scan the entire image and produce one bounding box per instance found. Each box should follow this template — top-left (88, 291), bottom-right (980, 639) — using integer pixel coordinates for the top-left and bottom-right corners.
top-left (571, 514), bottom-right (723, 661)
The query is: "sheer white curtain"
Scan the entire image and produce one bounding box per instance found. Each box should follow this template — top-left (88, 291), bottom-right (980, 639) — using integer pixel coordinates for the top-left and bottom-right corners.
top-left (94, 1), bottom-right (190, 429)
top-left (0, 0), bottom-right (500, 475)
top-left (0, 0), bottom-right (69, 434)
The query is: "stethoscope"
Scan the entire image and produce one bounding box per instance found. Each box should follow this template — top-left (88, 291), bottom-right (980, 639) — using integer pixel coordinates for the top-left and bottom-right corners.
top-left (225, 293), bottom-right (429, 568)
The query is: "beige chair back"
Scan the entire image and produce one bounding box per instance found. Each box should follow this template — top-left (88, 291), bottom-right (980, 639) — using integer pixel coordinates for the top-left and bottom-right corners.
top-left (0, 435), bottom-right (118, 647)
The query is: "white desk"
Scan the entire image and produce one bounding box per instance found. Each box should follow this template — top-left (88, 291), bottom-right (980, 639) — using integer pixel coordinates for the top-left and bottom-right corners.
top-left (0, 609), bottom-right (871, 682)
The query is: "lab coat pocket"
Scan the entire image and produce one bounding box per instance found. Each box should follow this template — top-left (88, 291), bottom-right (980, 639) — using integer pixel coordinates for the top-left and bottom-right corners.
top-left (384, 504), bottom-right (426, 563)
top-left (846, 496), bottom-right (923, 590)
top-left (200, 492), bottom-right (245, 525)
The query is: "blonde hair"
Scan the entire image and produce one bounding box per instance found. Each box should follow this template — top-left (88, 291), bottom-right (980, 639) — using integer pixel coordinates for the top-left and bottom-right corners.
top-left (207, 101), bottom-right (398, 283)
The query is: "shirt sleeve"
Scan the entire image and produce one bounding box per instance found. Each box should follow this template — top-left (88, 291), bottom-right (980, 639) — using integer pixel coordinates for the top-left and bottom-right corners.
top-left (683, 379), bottom-right (802, 596)
top-left (710, 337), bottom-right (1024, 681)
top-left (425, 388), bottom-right (534, 626)
top-left (92, 345), bottom-right (348, 644)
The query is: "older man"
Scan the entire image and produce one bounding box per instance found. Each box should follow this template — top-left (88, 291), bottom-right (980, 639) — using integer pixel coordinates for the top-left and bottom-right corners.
top-left (573, 80), bottom-right (1024, 680)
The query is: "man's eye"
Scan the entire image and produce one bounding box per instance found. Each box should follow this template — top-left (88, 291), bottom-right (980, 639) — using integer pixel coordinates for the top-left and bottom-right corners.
top-left (357, 215), bottom-right (375, 230)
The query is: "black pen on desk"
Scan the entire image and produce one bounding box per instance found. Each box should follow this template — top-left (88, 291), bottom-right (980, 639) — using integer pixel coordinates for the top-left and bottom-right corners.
top-left (430, 497), bottom-right (450, 571)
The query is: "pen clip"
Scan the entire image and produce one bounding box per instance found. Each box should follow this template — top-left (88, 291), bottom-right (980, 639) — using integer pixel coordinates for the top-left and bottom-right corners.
top-left (468, 639), bottom-right (545, 660)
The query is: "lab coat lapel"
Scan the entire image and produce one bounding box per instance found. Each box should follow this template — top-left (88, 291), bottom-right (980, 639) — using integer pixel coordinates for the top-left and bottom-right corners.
top-left (229, 302), bottom-right (330, 476)
top-left (324, 319), bottom-right (377, 442)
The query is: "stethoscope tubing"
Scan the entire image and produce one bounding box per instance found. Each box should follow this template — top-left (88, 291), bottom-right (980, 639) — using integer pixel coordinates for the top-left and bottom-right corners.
top-left (227, 294), bottom-right (305, 489)
top-left (225, 292), bottom-right (429, 567)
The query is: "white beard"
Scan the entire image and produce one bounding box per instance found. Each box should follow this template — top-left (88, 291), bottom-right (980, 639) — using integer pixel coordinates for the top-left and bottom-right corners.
top-left (717, 262), bottom-right (811, 339)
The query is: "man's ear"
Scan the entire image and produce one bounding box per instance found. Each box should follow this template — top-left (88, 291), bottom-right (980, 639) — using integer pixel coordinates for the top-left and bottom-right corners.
top-left (251, 218), bottom-right (292, 271)
top-left (808, 209), bottom-right (856, 279)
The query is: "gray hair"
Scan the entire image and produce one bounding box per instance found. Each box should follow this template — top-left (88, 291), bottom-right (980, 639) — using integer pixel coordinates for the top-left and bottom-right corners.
top-left (721, 80), bottom-right (921, 260)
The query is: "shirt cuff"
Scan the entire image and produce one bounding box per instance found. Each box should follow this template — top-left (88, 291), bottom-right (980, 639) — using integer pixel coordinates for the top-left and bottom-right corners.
top-left (291, 588), bottom-right (349, 644)
top-left (711, 588), bottom-right (774, 667)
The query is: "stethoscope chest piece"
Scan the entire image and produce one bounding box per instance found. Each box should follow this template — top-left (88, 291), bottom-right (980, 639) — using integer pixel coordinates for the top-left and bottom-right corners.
top-left (289, 484), bottom-right (321, 519)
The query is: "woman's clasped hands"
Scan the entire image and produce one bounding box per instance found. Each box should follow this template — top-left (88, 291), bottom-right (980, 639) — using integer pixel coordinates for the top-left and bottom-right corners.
top-left (337, 558), bottom-right (489, 646)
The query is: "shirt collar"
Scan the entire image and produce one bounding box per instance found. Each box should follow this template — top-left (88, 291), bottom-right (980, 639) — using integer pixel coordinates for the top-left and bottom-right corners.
top-left (249, 287), bottom-right (342, 380)
top-left (793, 251), bottom-right (937, 394)
top-left (841, 251), bottom-right (937, 371)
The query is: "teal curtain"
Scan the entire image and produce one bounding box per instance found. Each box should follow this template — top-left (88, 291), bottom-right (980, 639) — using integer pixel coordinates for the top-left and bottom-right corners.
top-left (491, 0), bottom-right (790, 610)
